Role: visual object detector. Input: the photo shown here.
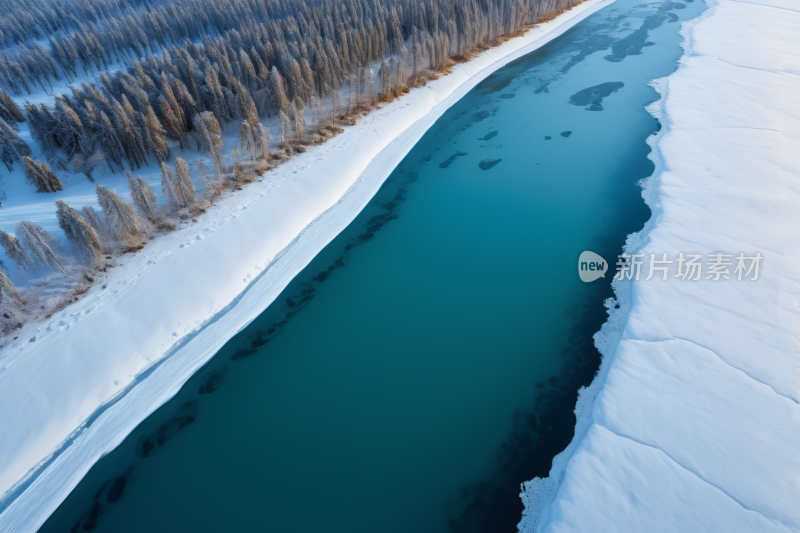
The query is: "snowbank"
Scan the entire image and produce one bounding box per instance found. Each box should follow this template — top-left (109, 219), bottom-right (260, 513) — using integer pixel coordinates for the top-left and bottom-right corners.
top-left (0, 1), bottom-right (614, 530)
top-left (521, 0), bottom-right (800, 530)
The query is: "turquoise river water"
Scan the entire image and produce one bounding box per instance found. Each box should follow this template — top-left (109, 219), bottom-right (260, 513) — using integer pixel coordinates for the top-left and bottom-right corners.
top-left (39, 0), bottom-right (704, 530)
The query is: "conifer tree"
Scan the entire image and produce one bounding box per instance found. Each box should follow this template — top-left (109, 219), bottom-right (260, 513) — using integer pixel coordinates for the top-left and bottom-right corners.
top-left (0, 88), bottom-right (24, 124)
top-left (0, 269), bottom-right (24, 306)
top-left (144, 105), bottom-right (170, 160)
top-left (22, 157), bottom-right (63, 192)
top-left (196, 160), bottom-right (220, 202)
top-left (0, 118), bottom-right (31, 171)
top-left (81, 205), bottom-right (115, 252)
top-left (55, 200), bottom-right (102, 265)
top-left (238, 120), bottom-right (255, 157)
top-left (72, 155), bottom-right (96, 183)
top-left (233, 78), bottom-right (259, 128)
top-left (268, 66), bottom-right (290, 115)
top-left (254, 124), bottom-right (271, 159)
top-left (279, 110), bottom-right (291, 146)
top-left (15, 220), bottom-right (67, 275)
top-left (364, 67), bottom-right (375, 104)
top-left (127, 172), bottom-right (160, 223)
top-left (160, 160), bottom-right (196, 209)
top-left (293, 97), bottom-right (306, 143)
top-left (174, 158), bottom-right (197, 207)
top-left (160, 161), bottom-right (181, 209)
top-left (0, 229), bottom-right (34, 270)
top-left (96, 185), bottom-right (147, 243)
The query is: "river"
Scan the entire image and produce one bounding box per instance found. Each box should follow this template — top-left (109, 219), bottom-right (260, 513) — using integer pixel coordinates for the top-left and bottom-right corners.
top-left (40, 0), bottom-right (705, 530)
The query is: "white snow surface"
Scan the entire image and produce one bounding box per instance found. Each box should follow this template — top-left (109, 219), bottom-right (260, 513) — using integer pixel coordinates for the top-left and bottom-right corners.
top-left (521, 0), bottom-right (800, 531)
top-left (0, 1), bottom-right (614, 530)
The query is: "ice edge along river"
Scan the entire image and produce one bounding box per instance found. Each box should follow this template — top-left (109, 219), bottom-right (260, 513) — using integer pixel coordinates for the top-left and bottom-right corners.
top-left (521, 0), bottom-right (800, 530)
top-left (0, 1), bottom-right (615, 530)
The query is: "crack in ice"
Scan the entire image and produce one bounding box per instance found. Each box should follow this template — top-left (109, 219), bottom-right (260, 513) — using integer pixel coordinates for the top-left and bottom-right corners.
top-left (727, 0), bottom-right (800, 13)
top-left (696, 55), bottom-right (800, 79)
top-left (629, 337), bottom-right (800, 406)
top-left (595, 422), bottom-right (797, 532)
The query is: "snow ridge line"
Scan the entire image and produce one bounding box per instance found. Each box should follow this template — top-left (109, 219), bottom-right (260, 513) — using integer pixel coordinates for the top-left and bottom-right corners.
top-left (595, 423), bottom-right (798, 532)
top-left (0, 2), bottom-right (616, 531)
top-left (709, 56), bottom-right (800, 78)
top-left (727, 0), bottom-right (800, 12)
top-left (627, 337), bottom-right (800, 406)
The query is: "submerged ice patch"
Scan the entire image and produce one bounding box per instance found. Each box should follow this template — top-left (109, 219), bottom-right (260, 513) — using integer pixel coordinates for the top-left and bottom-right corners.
top-left (570, 82), bottom-right (625, 111)
top-left (479, 159), bottom-right (502, 170)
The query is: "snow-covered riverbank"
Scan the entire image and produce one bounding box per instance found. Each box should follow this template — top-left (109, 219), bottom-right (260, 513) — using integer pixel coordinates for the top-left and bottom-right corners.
top-left (0, 1), bottom-right (614, 530)
top-left (521, 0), bottom-right (800, 530)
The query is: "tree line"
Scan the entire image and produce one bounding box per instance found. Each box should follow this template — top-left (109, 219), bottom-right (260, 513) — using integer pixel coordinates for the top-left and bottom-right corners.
top-left (2, 0), bottom-right (581, 179)
top-left (0, 0), bottom-right (583, 320)
top-left (3, 0), bottom-right (574, 94)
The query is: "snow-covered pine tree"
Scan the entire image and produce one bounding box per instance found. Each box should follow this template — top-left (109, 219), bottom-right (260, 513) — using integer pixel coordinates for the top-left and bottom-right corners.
top-left (193, 112), bottom-right (225, 178)
top-left (15, 220), bottom-right (67, 275)
top-left (0, 118), bottom-right (32, 170)
top-left (81, 205), bottom-right (115, 252)
top-left (0, 104), bottom-right (21, 132)
top-left (144, 104), bottom-right (170, 160)
top-left (127, 171), bottom-right (160, 223)
top-left (364, 67), bottom-right (375, 104)
top-left (268, 67), bottom-right (290, 115)
top-left (174, 158), bottom-right (197, 207)
top-left (0, 229), bottom-right (34, 270)
top-left (22, 157), bottom-right (63, 192)
top-left (158, 98), bottom-right (185, 150)
top-left (196, 160), bottom-right (220, 201)
top-left (279, 110), bottom-right (291, 147)
top-left (293, 97), bottom-right (306, 143)
top-left (231, 146), bottom-right (244, 182)
top-left (233, 78), bottom-right (259, 128)
top-left (254, 123), bottom-right (270, 160)
top-left (0, 269), bottom-right (24, 306)
top-left (238, 120), bottom-right (255, 157)
top-left (379, 61), bottom-right (390, 98)
top-left (96, 185), bottom-right (147, 243)
top-left (160, 162), bottom-right (181, 209)
top-left (0, 88), bottom-right (24, 124)
top-left (160, 72), bottom-right (187, 131)
top-left (55, 200), bottom-right (102, 265)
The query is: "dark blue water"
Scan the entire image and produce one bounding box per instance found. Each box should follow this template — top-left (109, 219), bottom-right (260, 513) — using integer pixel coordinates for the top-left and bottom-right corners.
top-left (39, 0), bottom-right (704, 531)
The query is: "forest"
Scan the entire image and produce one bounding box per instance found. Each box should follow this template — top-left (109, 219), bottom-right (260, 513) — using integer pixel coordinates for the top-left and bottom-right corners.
top-left (0, 0), bottom-right (581, 330)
